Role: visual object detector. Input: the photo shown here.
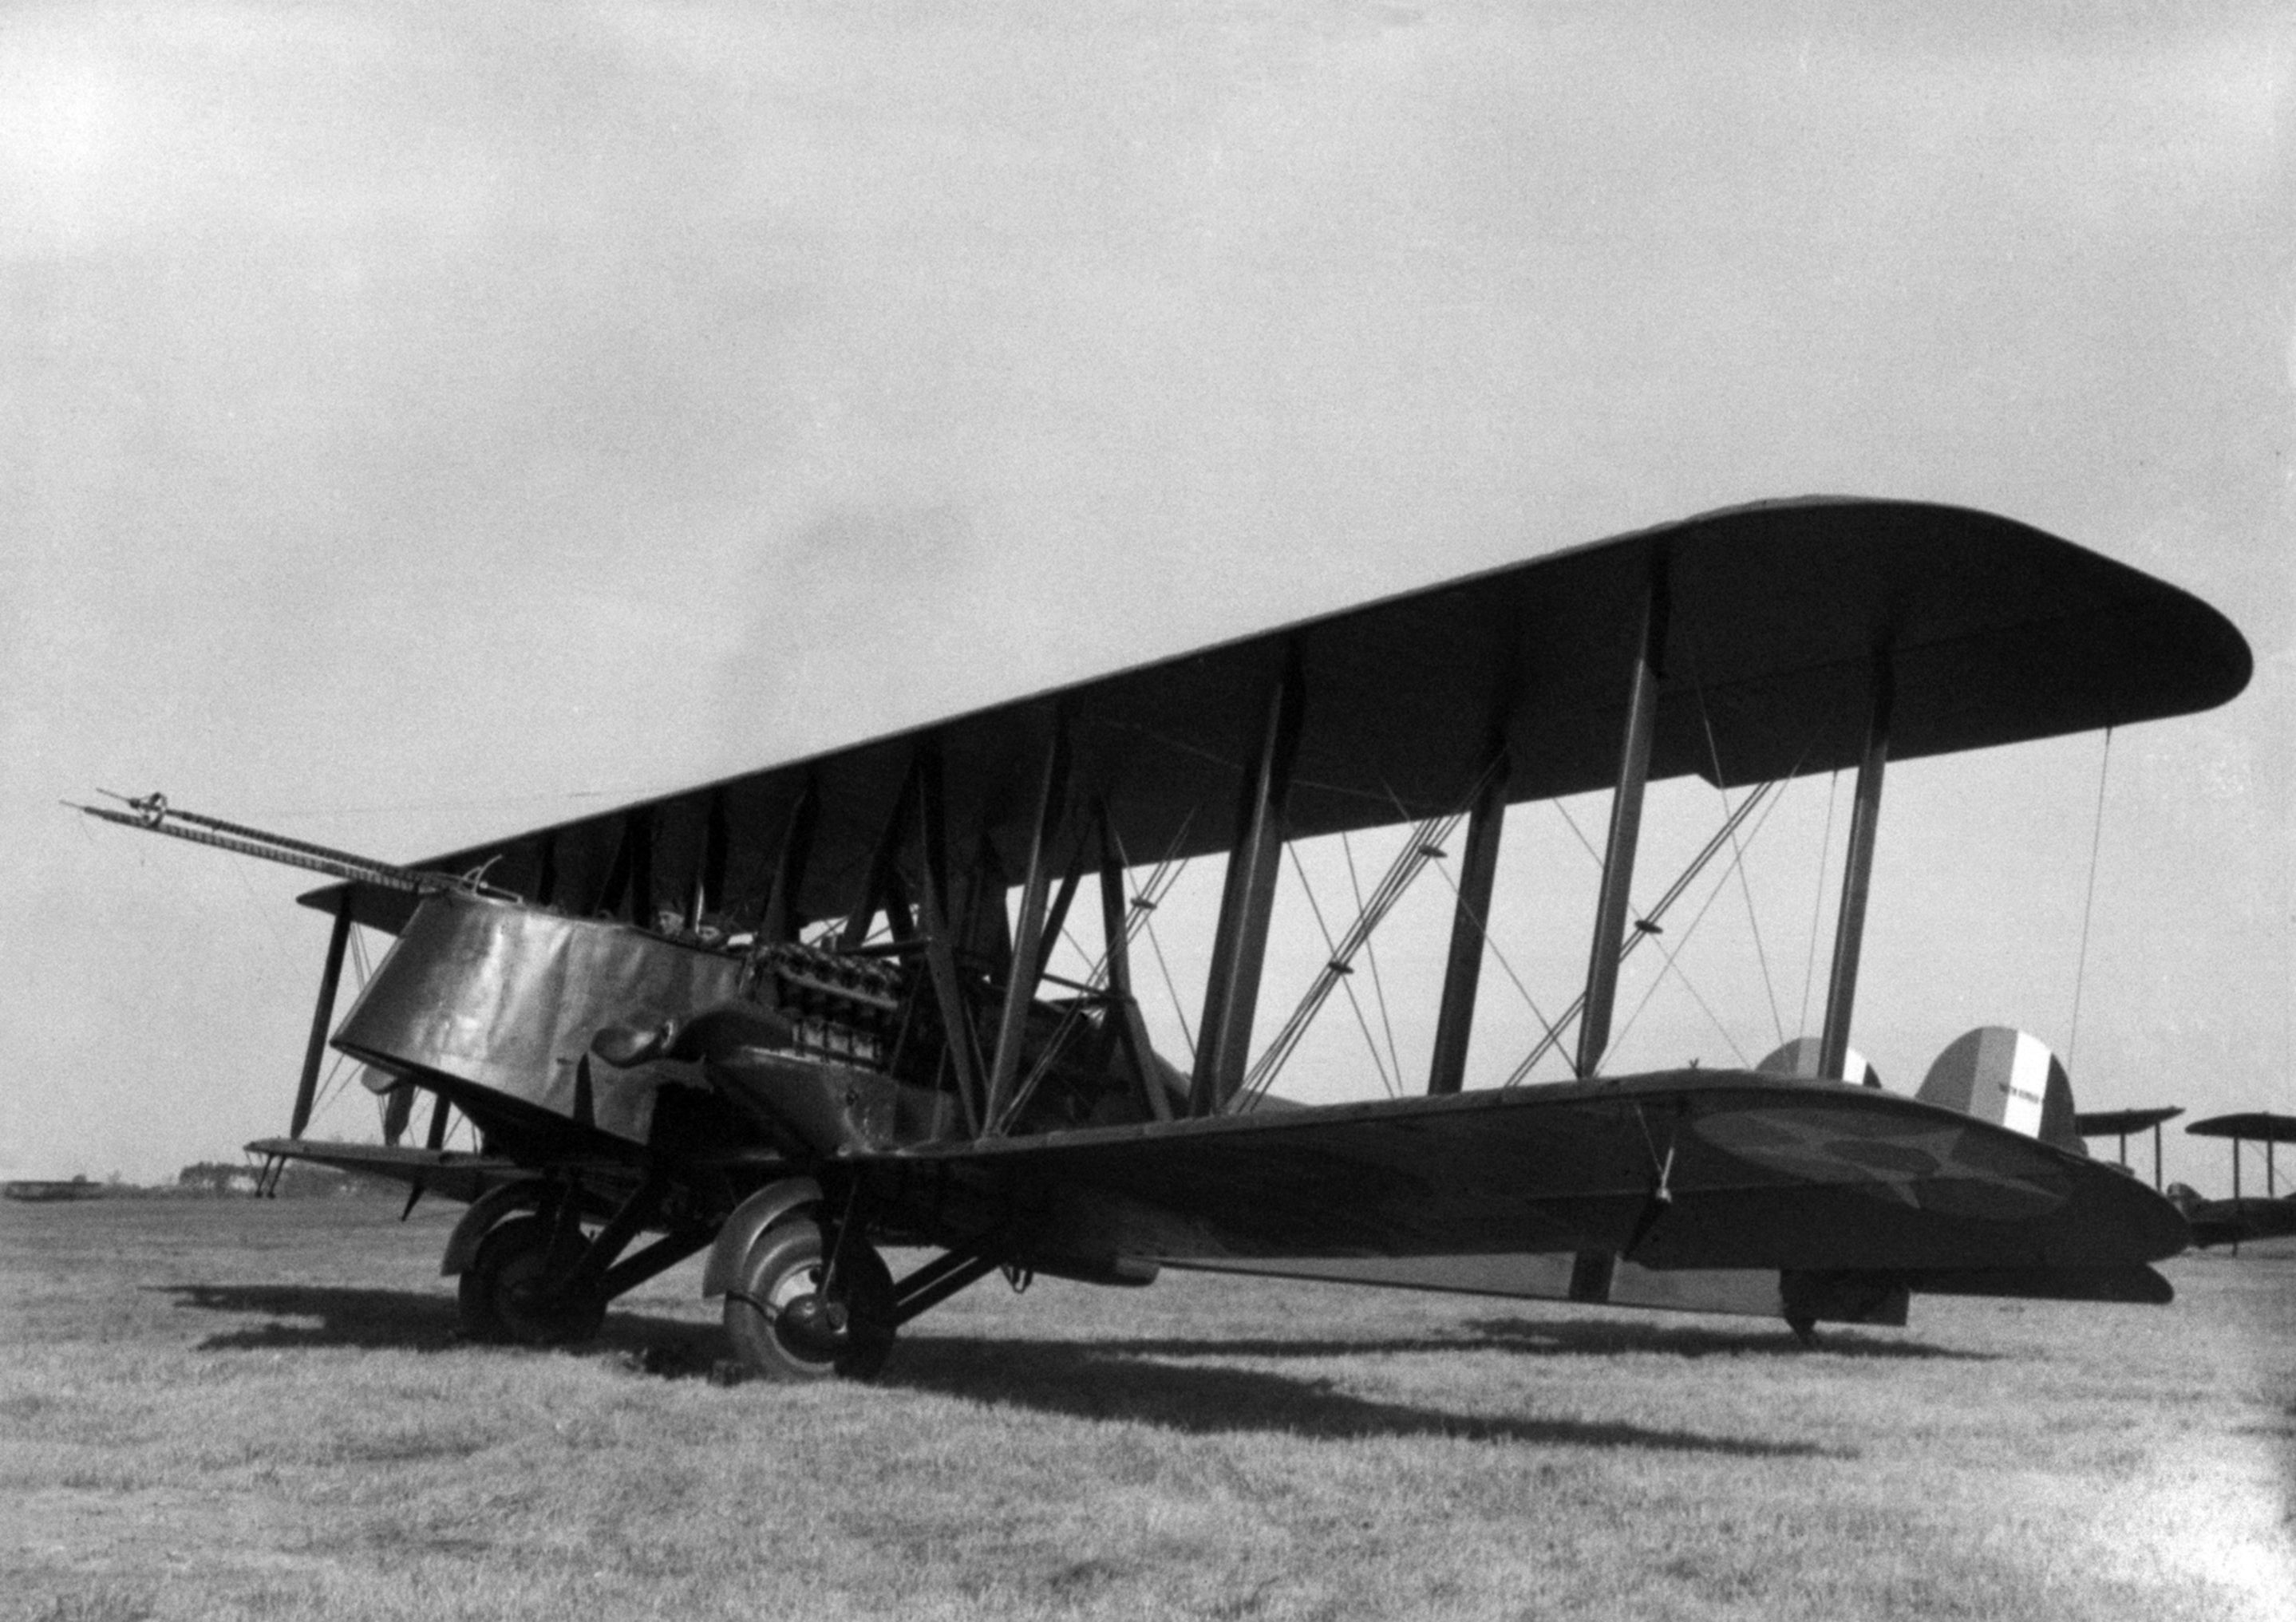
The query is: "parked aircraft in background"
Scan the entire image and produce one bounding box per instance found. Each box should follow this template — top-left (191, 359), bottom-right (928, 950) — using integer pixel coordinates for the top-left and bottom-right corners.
top-left (2171, 1112), bottom-right (2296, 1249)
top-left (2075, 1105), bottom-right (2183, 1191)
top-left (81, 498), bottom-right (2248, 1375)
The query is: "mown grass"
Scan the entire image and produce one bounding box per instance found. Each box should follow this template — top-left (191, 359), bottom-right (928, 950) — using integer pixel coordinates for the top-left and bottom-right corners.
top-left (2, 1198), bottom-right (2290, 1621)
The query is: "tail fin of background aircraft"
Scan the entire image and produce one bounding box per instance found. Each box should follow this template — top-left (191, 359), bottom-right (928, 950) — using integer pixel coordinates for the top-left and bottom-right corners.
top-left (1917, 1027), bottom-right (2083, 1152)
top-left (1756, 1036), bottom-right (1883, 1090)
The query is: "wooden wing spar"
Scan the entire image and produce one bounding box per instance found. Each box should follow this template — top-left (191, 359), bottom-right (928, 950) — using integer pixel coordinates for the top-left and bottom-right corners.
top-left (305, 497), bottom-right (2251, 938)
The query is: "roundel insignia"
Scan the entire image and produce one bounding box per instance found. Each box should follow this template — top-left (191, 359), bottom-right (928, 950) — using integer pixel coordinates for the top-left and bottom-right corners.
top-left (1755, 1036), bottom-right (1883, 1090)
top-left (1916, 1027), bottom-right (2083, 1152)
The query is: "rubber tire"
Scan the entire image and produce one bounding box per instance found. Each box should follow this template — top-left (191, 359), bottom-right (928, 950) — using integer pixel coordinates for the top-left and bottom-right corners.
top-left (458, 1214), bottom-right (606, 1347)
top-left (722, 1220), bottom-right (896, 1382)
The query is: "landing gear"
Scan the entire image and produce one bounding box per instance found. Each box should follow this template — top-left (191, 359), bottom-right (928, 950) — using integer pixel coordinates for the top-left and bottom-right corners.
top-left (722, 1219), bottom-right (896, 1381)
top-left (457, 1214), bottom-right (607, 1347)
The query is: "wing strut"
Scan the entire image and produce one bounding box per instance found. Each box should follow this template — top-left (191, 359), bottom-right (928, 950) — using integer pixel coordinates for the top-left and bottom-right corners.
top-left (759, 779), bottom-right (818, 944)
top-left (1818, 652), bottom-right (1892, 1083)
top-left (689, 787), bottom-right (730, 929)
top-left (985, 721), bottom-right (1070, 1129)
top-left (533, 829), bottom-right (559, 908)
top-left (288, 893), bottom-right (354, 1139)
top-left (1097, 805), bottom-right (1173, 1123)
top-left (1243, 809), bottom-right (1458, 1103)
top-left (594, 807), bottom-right (655, 925)
top-left (1191, 655), bottom-right (1305, 1115)
top-left (1577, 570), bottom-right (1666, 1079)
top-left (913, 748), bottom-right (985, 1136)
top-left (841, 772), bottom-right (919, 949)
top-left (1502, 775), bottom-right (1777, 1086)
top-left (1428, 744), bottom-right (1512, 1095)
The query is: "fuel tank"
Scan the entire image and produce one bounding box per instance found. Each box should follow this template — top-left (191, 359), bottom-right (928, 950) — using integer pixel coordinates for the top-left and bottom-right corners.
top-left (333, 890), bottom-right (741, 1144)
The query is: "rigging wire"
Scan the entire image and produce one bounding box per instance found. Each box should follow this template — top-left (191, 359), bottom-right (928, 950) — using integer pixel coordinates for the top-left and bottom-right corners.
top-left (1500, 777), bottom-right (1782, 1086)
top-left (1606, 798), bottom-right (1800, 1064)
top-left (300, 926), bottom-right (376, 1132)
top-left (1799, 769), bottom-right (1840, 1040)
top-left (1140, 910), bottom-right (1196, 1064)
top-left (1240, 808), bottom-right (1461, 1103)
top-left (1339, 830), bottom-right (1410, 1094)
top-left (1111, 823), bottom-right (1200, 1065)
top-left (1606, 786), bottom-right (1800, 1069)
top-left (1689, 674), bottom-right (1784, 1048)
top-left (2066, 726), bottom-right (2115, 1072)
top-left (1088, 821), bottom-right (1199, 1071)
top-left (1267, 842), bottom-right (1399, 1099)
top-left (1417, 827), bottom-right (1557, 1064)
top-left (998, 833), bottom-right (1194, 1130)
top-left (1551, 796), bottom-right (1604, 867)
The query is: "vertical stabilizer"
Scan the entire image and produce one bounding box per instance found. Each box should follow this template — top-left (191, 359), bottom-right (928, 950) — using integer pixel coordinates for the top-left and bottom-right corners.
top-left (1917, 1027), bottom-right (2083, 1152)
top-left (1757, 1036), bottom-right (1883, 1090)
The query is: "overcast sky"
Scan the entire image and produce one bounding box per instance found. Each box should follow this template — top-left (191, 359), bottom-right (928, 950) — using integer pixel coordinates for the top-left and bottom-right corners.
top-left (2, 2), bottom-right (2289, 1192)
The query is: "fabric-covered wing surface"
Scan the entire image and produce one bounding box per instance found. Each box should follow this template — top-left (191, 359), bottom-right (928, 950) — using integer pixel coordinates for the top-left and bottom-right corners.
top-left (879, 1071), bottom-right (2190, 1275)
top-left (309, 497), bottom-right (2251, 935)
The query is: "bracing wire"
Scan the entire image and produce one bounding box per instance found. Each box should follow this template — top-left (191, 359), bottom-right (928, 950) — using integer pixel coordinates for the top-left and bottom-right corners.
top-left (998, 829), bottom-right (1195, 1129)
top-left (1265, 842), bottom-right (1399, 1099)
top-left (298, 926), bottom-right (377, 1131)
top-left (306, 1051), bottom-right (357, 1127)
top-left (1417, 826), bottom-right (1558, 1059)
top-left (1688, 675), bottom-right (1785, 1048)
top-left (1728, 800), bottom-right (1785, 1051)
top-left (1114, 823), bottom-right (1199, 1065)
top-left (1612, 772), bottom-right (1796, 1054)
top-left (1551, 796), bottom-right (1604, 867)
top-left (1141, 909), bottom-right (1195, 1062)
top-left (1339, 830), bottom-right (1411, 1094)
top-left (1500, 777), bottom-right (1782, 1087)
top-left (1240, 809), bottom-right (1460, 1103)
top-left (1799, 770), bottom-right (1840, 1039)
top-left (1606, 790), bottom-right (1800, 1068)
top-left (2066, 726), bottom-right (2114, 1072)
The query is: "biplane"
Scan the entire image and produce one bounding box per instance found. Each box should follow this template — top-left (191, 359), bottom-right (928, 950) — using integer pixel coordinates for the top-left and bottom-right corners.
top-left (2076, 1105), bottom-right (2183, 1192)
top-left (84, 498), bottom-right (2250, 1376)
top-left (2170, 1112), bottom-right (2296, 1249)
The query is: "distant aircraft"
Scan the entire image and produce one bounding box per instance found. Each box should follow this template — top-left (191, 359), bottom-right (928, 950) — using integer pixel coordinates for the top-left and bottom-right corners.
top-left (81, 498), bottom-right (2248, 1376)
top-left (2171, 1112), bottom-right (2296, 1249)
top-left (2074, 1104), bottom-right (2183, 1191)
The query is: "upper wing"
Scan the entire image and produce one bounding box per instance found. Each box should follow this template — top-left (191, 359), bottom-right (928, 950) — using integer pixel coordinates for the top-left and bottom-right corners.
top-left (307, 498), bottom-right (2250, 935)
top-left (2186, 1111), bottom-right (2296, 1144)
top-left (873, 1069), bottom-right (2191, 1275)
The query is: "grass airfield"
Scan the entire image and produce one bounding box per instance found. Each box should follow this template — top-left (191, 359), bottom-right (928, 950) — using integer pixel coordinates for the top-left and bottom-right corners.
top-left (2, 1195), bottom-right (2290, 1622)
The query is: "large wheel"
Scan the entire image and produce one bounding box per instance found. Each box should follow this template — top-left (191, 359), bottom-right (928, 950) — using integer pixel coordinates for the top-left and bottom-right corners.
top-left (457, 1214), bottom-right (606, 1347)
top-left (723, 1219), bottom-right (896, 1381)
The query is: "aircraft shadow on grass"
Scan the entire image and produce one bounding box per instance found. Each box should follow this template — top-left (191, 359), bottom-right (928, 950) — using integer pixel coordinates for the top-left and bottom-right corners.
top-left (161, 1282), bottom-right (1849, 1456)
top-left (1458, 1315), bottom-right (1997, 1363)
top-left (879, 1335), bottom-right (1846, 1458)
top-left (1047, 1316), bottom-right (1993, 1365)
top-left (158, 1283), bottom-right (716, 1357)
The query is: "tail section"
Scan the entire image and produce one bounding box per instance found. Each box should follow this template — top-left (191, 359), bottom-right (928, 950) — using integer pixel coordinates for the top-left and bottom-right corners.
top-left (1756, 1036), bottom-right (1883, 1090)
top-left (1917, 1026), bottom-right (2083, 1152)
